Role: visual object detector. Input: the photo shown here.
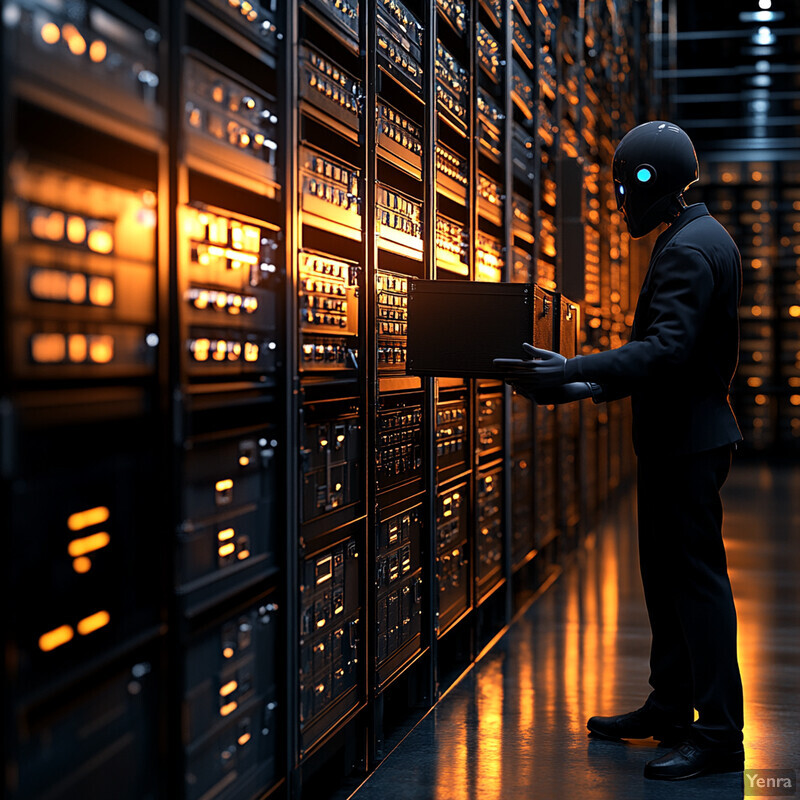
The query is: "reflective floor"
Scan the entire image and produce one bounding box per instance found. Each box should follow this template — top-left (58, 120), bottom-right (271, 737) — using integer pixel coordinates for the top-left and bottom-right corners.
top-left (348, 461), bottom-right (800, 800)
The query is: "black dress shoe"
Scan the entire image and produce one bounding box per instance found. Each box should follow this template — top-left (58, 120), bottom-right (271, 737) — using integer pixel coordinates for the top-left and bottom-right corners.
top-left (644, 741), bottom-right (745, 780)
top-left (586, 706), bottom-right (690, 745)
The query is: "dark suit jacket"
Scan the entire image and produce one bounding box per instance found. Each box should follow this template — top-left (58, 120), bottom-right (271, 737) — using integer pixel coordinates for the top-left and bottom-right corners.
top-left (565, 202), bottom-right (743, 456)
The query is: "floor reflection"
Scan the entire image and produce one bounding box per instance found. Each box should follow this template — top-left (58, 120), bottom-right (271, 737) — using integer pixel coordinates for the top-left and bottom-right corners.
top-left (349, 462), bottom-right (800, 800)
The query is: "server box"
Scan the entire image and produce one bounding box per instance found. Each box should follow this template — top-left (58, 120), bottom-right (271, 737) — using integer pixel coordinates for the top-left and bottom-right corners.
top-left (10, 654), bottom-right (158, 800)
top-left (407, 281), bottom-right (554, 378)
top-left (375, 500), bottom-right (424, 688)
top-left (299, 536), bottom-right (361, 752)
top-left (182, 597), bottom-right (279, 800)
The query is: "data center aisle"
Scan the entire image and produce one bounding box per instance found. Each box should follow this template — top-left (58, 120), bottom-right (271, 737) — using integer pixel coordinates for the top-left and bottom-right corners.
top-left (343, 461), bottom-right (800, 800)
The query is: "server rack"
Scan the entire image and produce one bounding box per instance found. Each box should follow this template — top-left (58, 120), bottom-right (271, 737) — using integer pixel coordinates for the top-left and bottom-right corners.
top-left (699, 159), bottom-right (800, 453)
top-left (2, 2), bottom-right (649, 798)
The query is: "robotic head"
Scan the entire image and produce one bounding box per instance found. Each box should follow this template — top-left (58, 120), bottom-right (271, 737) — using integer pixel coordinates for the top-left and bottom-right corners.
top-left (613, 121), bottom-right (699, 239)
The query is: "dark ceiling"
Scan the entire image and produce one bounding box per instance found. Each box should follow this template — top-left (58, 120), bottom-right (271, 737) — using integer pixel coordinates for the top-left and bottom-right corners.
top-left (654, 0), bottom-right (800, 160)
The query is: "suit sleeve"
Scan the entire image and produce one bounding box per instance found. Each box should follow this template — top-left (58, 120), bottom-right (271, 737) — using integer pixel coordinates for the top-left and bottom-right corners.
top-left (589, 380), bottom-right (636, 404)
top-left (565, 243), bottom-right (714, 386)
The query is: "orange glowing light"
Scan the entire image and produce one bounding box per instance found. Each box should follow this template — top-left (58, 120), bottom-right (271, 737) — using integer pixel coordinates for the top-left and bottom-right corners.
top-left (218, 528), bottom-right (235, 541)
top-left (89, 39), bottom-right (107, 62)
top-left (223, 646), bottom-right (234, 658)
top-left (791, 395), bottom-right (800, 406)
top-left (77, 610), bottom-right (110, 636)
top-left (219, 680), bottom-right (238, 697)
top-left (789, 306), bottom-right (800, 318)
top-left (752, 171), bottom-right (762, 181)
top-left (753, 352), bottom-right (763, 362)
top-left (31, 332), bottom-right (66, 363)
top-left (66, 215), bottom-right (87, 244)
top-left (218, 542), bottom-right (236, 557)
top-left (87, 228), bottom-right (114, 254)
top-left (40, 22), bottom-right (61, 44)
top-left (751, 306), bottom-right (762, 317)
top-left (220, 701), bottom-right (238, 716)
top-left (790, 378), bottom-right (800, 387)
top-left (89, 336), bottom-right (114, 364)
top-left (216, 479), bottom-right (233, 492)
top-left (68, 531), bottom-right (110, 557)
top-left (72, 556), bottom-right (92, 573)
top-left (238, 733), bottom-right (251, 746)
top-left (747, 377), bottom-right (763, 388)
top-left (752, 259), bottom-right (762, 270)
top-left (67, 505), bottom-right (110, 532)
top-left (193, 290), bottom-right (210, 309)
top-left (752, 200), bottom-right (762, 210)
top-left (41, 210), bottom-right (65, 241)
top-left (755, 394), bottom-right (767, 406)
top-left (238, 455), bottom-right (250, 466)
top-left (88, 277), bottom-right (114, 307)
top-left (237, 549), bottom-right (250, 560)
top-left (67, 273), bottom-right (87, 304)
top-left (721, 172), bottom-right (734, 183)
top-left (244, 342), bottom-right (259, 362)
top-left (39, 625), bottom-right (74, 652)
top-left (29, 268), bottom-right (67, 301)
top-left (63, 24), bottom-right (87, 55)
top-left (68, 334), bottom-right (88, 362)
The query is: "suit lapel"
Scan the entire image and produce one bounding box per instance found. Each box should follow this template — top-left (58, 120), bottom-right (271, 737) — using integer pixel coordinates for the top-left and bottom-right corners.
top-left (631, 203), bottom-right (710, 339)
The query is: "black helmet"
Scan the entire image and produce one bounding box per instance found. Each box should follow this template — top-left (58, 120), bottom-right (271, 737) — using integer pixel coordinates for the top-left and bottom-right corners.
top-left (613, 121), bottom-right (699, 239)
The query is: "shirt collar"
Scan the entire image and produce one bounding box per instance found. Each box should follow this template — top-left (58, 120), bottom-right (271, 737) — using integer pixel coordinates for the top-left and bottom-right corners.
top-left (652, 202), bottom-right (710, 259)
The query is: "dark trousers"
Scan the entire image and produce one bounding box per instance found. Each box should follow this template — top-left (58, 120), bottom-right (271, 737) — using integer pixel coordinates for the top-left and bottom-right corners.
top-left (636, 444), bottom-right (744, 747)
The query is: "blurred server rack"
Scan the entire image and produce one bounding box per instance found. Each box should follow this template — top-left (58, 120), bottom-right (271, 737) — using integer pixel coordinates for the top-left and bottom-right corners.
top-left (2, 1), bottom-right (166, 797)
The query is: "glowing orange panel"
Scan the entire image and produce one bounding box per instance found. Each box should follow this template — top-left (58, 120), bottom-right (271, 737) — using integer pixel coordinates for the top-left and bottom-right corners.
top-left (66, 215), bottom-right (87, 244)
top-left (220, 701), bottom-right (238, 717)
top-left (39, 625), bottom-right (74, 651)
top-left (67, 273), bottom-right (87, 304)
top-left (88, 336), bottom-right (114, 364)
top-left (89, 40), bottom-right (107, 62)
top-left (77, 610), bottom-right (110, 636)
top-left (40, 22), bottom-right (61, 44)
top-left (68, 334), bottom-right (88, 363)
top-left (67, 505), bottom-right (110, 531)
top-left (87, 228), bottom-right (114, 254)
top-left (72, 557), bottom-right (92, 573)
top-left (88, 277), bottom-right (114, 307)
top-left (63, 24), bottom-right (87, 55)
top-left (68, 531), bottom-right (110, 557)
top-left (31, 333), bottom-right (66, 363)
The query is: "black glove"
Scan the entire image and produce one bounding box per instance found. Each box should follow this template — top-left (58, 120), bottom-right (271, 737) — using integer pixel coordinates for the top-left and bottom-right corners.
top-left (493, 343), bottom-right (569, 389)
top-left (507, 380), bottom-right (593, 404)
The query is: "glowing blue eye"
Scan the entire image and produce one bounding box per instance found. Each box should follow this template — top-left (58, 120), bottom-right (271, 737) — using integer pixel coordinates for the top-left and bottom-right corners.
top-left (637, 167), bottom-right (653, 182)
top-left (619, 185), bottom-right (625, 195)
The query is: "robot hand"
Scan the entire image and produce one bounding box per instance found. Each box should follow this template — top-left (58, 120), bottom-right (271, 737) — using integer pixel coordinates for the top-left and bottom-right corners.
top-left (507, 380), bottom-right (593, 404)
top-left (493, 343), bottom-right (568, 388)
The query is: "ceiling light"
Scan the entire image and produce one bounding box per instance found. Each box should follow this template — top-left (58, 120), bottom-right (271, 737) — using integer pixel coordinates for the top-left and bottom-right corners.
top-left (759, 0), bottom-right (771, 8)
